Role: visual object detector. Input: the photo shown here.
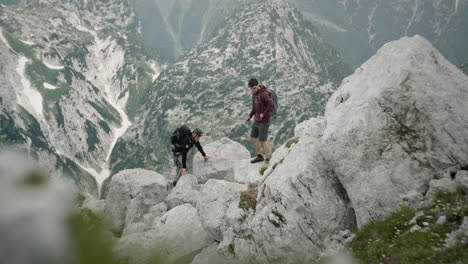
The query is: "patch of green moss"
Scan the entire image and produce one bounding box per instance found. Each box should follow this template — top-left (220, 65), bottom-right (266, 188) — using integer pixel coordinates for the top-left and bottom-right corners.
top-left (242, 234), bottom-right (254, 240)
top-left (259, 166), bottom-right (268, 175)
top-left (285, 137), bottom-right (299, 148)
top-left (239, 188), bottom-right (258, 210)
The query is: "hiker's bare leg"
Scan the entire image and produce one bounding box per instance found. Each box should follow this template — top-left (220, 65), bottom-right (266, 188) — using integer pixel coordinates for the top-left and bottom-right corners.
top-left (261, 141), bottom-right (271, 159)
top-left (251, 137), bottom-right (261, 155)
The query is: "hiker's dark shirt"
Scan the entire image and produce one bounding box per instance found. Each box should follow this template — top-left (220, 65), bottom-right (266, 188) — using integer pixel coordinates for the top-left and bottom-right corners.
top-left (249, 85), bottom-right (275, 124)
top-left (175, 135), bottom-right (206, 169)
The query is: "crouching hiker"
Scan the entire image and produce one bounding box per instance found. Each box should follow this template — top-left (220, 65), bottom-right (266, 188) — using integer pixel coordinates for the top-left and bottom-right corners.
top-left (245, 78), bottom-right (275, 165)
top-left (170, 125), bottom-right (211, 188)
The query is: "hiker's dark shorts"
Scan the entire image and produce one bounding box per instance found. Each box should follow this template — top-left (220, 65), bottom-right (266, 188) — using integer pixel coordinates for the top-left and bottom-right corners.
top-left (250, 121), bottom-right (270, 142)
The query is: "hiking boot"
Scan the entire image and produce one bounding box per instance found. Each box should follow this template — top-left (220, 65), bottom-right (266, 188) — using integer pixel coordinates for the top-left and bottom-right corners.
top-left (250, 155), bottom-right (264, 164)
top-left (264, 158), bottom-right (270, 165)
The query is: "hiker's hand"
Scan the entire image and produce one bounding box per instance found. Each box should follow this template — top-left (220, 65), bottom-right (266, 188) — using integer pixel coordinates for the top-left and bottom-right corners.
top-left (203, 156), bottom-right (212, 161)
top-left (259, 113), bottom-right (264, 119)
top-left (181, 168), bottom-right (187, 176)
top-left (245, 116), bottom-right (251, 123)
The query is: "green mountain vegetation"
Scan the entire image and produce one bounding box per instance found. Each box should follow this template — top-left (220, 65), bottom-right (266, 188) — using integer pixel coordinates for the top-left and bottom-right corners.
top-left (347, 189), bottom-right (467, 264)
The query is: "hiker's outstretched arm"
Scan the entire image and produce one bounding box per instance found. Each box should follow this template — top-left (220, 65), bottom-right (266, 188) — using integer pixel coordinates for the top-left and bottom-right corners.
top-left (195, 142), bottom-right (206, 157)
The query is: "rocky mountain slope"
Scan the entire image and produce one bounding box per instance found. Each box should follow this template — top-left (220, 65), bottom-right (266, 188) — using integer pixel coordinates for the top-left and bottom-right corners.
top-left (2, 34), bottom-right (467, 264)
top-left (0, 0), bottom-right (165, 195)
top-left (108, 0), bottom-right (350, 186)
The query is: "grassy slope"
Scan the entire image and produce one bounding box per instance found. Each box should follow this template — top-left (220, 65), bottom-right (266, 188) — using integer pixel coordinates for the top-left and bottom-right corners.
top-left (348, 188), bottom-right (467, 264)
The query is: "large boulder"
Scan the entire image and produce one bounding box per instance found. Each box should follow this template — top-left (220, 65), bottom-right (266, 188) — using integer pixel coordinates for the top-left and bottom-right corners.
top-left (165, 174), bottom-right (201, 209)
top-left (196, 179), bottom-right (246, 241)
top-left (218, 118), bottom-right (356, 263)
top-left (151, 204), bottom-right (214, 261)
top-left (115, 204), bottom-right (213, 263)
top-left (122, 202), bottom-right (168, 237)
top-left (321, 35), bottom-right (468, 227)
top-left (193, 138), bottom-right (251, 184)
top-left (104, 169), bottom-right (168, 233)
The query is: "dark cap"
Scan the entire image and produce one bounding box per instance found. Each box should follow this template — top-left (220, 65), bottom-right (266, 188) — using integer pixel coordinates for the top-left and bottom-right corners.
top-left (193, 128), bottom-right (203, 136)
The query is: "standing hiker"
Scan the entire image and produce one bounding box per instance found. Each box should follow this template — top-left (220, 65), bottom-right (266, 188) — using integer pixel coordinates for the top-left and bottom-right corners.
top-left (170, 126), bottom-right (211, 187)
top-left (245, 78), bottom-right (275, 164)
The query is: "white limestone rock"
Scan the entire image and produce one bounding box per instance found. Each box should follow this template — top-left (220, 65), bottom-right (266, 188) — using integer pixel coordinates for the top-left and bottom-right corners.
top-left (196, 179), bottom-right (246, 241)
top-left (104, 169), bottom-right (168, 233)
top-left (165, 174), bottom-right (201, 209)
top-left (116, 204), bottom-right (213, 263)
top-left (193, 138), bottom-right (251, 184)
top-left (425, 178), bottom-right (458, 201)
top-left (321, 35), bottom-right (468, 227)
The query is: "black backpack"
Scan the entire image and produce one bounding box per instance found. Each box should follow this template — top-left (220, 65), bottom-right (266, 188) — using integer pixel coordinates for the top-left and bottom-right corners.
top-left (170, 125), bottom-right (192, 149)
